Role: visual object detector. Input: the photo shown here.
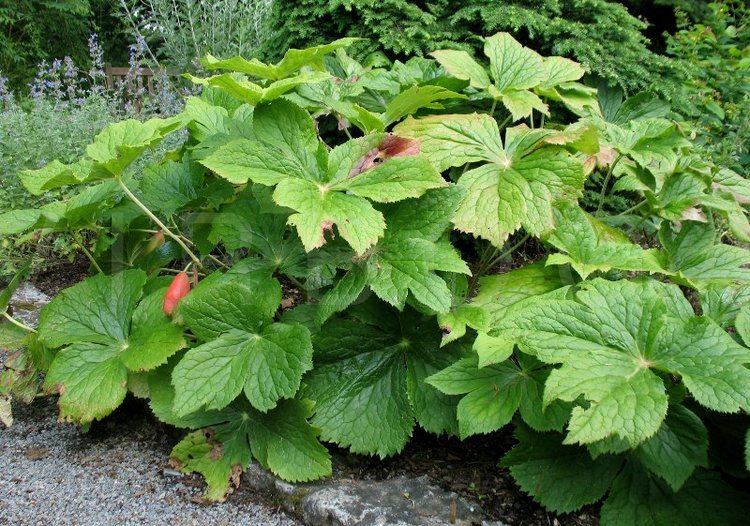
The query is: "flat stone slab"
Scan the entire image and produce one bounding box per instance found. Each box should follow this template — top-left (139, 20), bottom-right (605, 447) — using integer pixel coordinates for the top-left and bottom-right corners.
top-left (245, 464), bottom-right (485, 526)
top-left (9, 281), bottom-right (50, 328)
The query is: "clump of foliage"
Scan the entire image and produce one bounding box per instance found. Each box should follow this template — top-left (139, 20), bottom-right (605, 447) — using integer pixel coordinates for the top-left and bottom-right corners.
top-left (2, 36), bottom-right (750, 524)
top-left (0, 35), bottom-right (185, 279)
top-left (259, 0), bottom-right (680, 97)
top-left (668, 1), bottom-right (750, 172)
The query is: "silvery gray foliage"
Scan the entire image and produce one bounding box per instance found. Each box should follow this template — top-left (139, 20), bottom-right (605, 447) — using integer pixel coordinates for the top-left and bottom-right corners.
top-left (119, 0), bottom-right (275, 70)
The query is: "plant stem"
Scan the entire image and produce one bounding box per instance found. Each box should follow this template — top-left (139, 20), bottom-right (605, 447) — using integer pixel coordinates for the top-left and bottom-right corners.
top-left (617, 200), bottom-right (647, 216)
top-left (498, 115), bottom-right (512, 130)
top-left (596, 155), bottom-right (622, 214)
top-left (116, 178), bottom-right (203, 268)
top-left (486, 234), bottom-right (530, 270)
top-left (2, 311), bottom-right (37, 333)
top-left (75, 240), bottom-right (103, 274)
top-left (207, 254), bottom-right (229, 269)
top-left (489, 98), bottom-right (498, 117)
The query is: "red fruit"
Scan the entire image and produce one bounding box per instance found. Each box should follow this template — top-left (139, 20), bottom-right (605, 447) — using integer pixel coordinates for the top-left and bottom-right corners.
top-left (163, 272), bottom-right (191, 316)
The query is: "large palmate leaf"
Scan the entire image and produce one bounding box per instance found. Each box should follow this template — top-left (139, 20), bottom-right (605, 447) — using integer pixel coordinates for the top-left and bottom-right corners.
top-left (38, 270), bottom-right (185, 423)
top-left (20, 117), bottom-right (184, 196)
top-left (172, 271), bottom-right (312, 415)
top-left (317, 187), bottom-right (469, 321)
top-left (395, 114), bottom-right (585, 246)
top-left (501, 425), bottom-right (624, 514)
top-left (491, 279), bottom-right (750, 447)
top-left (304, 302), bottom-right (465, 457)
top-left (427, 353), bottom-right (569, 437)
top-left (432, 33), bottom-right (593, 120)
top-left (658, 221), bottom-right (750, 289)
top-left (201, 38), bottom-right (359, 80)
top-left (546, 203), bottom-right (664, 279)
top-left (202, 99), bottom-right (446, 254)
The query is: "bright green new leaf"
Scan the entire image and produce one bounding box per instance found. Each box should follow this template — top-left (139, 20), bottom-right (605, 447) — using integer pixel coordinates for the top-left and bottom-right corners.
top-left (427, 354), bottom-right (569, 437)
top-left (395, 115), bottom-right (585, 246)
top-left (429, 50), bottom-right (490, 89)
top-left (491, 279), bottom-right (750, 446)
top-left (658, 221), bottom-right (750, 289)
top-left (186, 72), bottom-right (330, 105)
top-left (85, 116), bottom-right (185, 176)
top-left (546, 203), bottom-right (664, 278)
top-left (202, 38), bottom-right (359, 80)
top-left (19, 159), bottom-right (90, 195)
top-left (438, 261), bottom-right (568, 351)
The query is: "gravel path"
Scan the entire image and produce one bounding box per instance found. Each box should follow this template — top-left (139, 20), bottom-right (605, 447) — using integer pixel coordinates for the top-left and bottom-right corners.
top-left (0, 397), bottom-right (301, 526)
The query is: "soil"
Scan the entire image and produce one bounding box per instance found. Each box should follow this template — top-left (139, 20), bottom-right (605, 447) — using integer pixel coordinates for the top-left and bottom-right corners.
top-left (30, 256), bottom-right (90, 297)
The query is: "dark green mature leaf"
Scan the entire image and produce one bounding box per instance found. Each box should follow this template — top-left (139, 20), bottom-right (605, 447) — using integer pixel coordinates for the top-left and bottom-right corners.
top-left (634, 405), bottom-right (708, 490)
top-left (501, 425), bottom-right (623, 513)
top-left (169, 398), bottom-right (331, 501)
top-left (137, 156), bottom-right (202, 216)
top-left (173, 272), bottom-right (312, 415)
top-left (208, 187), bottom-right (307, 277)
top-left (305, 303), bottom-right (464, 456)
top-left (427, 354), bottom-right (569, 437)
top-left (600, 465), bottom-right (750, 526)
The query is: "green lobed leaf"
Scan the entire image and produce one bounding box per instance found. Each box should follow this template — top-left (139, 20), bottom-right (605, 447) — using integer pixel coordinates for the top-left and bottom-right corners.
top-left (634, 404), bottom-right (708, 490)
top-left (305, 304), bottom-right (462, 456)
top-left (600, 465), bottom-right (750, 526)
top-left (659, 221), bottom-right (750, 289)
top-left (427, 354), bottom-right (569, 437)
top-left (546, 203), bottom-right (664, 279)
top-left (501, 424), bottom-right (623, 514)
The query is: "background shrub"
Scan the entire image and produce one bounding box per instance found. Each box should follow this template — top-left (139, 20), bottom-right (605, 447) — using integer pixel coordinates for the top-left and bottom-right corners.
top-left (667, 1), bottom-right (750, 172)
top-left (259, 0), bottom-right (681, 97)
